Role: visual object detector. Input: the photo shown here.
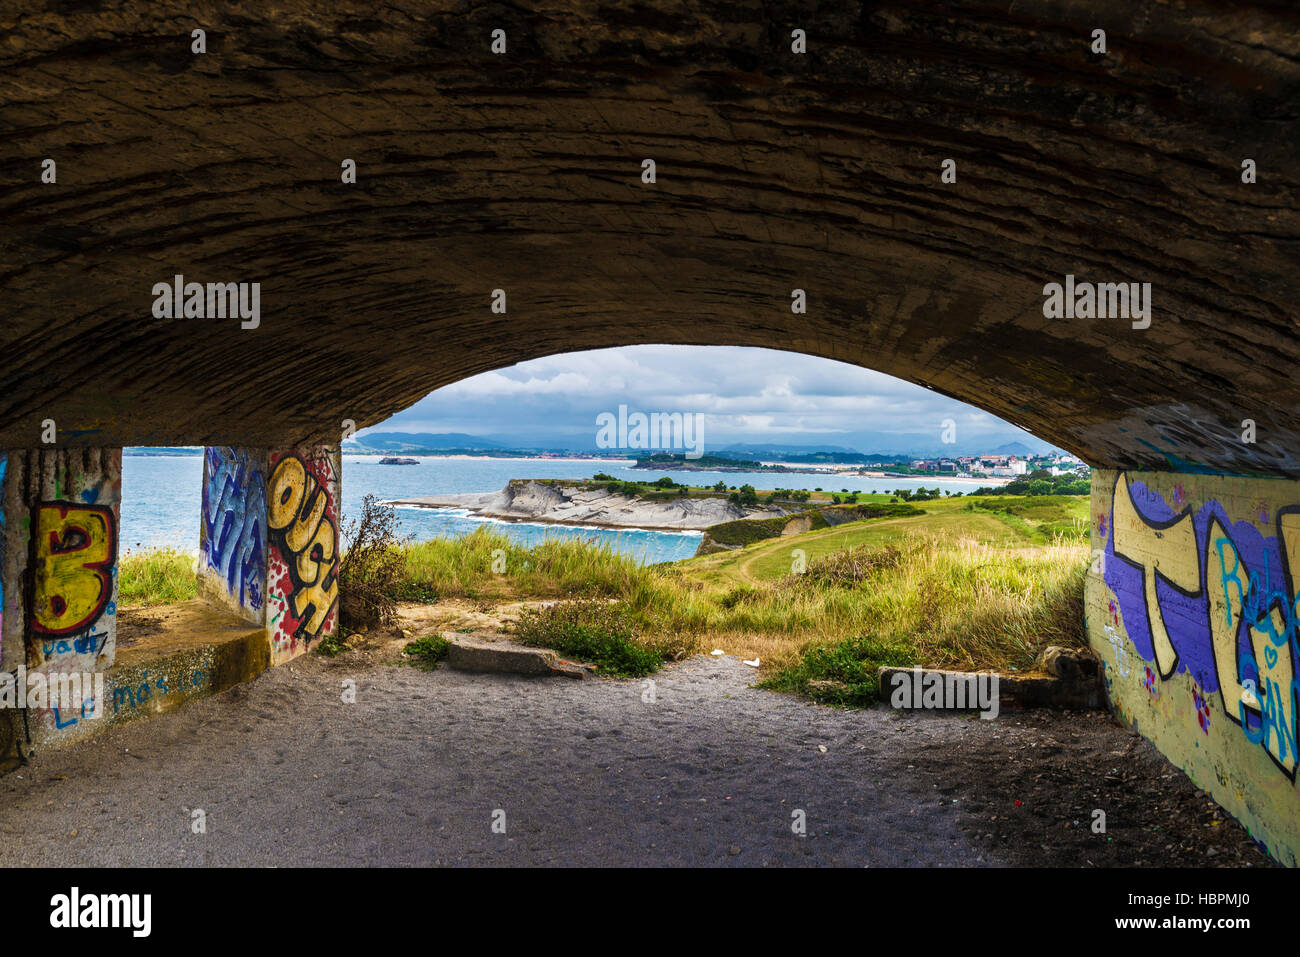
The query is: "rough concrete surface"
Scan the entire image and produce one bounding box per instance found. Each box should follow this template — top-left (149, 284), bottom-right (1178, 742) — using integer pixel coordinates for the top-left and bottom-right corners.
top-left (0, 652), bottom-right (1272, 867)
top-left (1, 2), bottom-right (1297, 474)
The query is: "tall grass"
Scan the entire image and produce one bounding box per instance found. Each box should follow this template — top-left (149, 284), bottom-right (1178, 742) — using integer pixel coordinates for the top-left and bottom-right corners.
top-left (398, 527), bottom-right (653, 601)
top-left (118, 548), bottom-right (197, 606)
top-left (117, 526), bottom-right (1087, 693)
top-left (394, 527), bottom-right (1086, 676)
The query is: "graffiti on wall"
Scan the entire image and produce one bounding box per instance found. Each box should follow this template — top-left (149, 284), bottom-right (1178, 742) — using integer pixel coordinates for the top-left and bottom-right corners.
top-left (1103, 472), bottom-right (1300, 778)
top-left (202, 447), bottom-right (266, 612)
top-left (266, 450), bottom-right (338, 661)
top-left (31, 499), bottom-right (117, 671)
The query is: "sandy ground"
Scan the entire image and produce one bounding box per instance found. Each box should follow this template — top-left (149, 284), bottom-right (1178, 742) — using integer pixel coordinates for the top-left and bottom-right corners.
top-left (0, 637), bottom-right (1272, 867)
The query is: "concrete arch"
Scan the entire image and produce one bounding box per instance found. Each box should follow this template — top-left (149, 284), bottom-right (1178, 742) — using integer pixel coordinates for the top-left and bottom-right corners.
top-left (0, 1), bottom-right (1297, 474)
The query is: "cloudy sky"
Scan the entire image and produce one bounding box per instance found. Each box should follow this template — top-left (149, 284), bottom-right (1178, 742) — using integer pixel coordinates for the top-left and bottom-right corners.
top-left (365, 345), bottom-right (1052, 455)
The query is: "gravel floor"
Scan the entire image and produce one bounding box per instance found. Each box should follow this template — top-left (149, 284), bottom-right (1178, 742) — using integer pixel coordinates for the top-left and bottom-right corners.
top-left (0, 652), bottom-right (1273, 867)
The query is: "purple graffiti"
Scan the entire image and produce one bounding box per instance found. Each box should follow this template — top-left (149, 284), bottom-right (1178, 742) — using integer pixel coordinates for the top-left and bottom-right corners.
top-left (202, 447), bottom-right (266, 611)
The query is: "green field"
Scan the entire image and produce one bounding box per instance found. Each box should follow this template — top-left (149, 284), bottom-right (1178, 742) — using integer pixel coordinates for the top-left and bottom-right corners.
top-left (118, 493), bottom-right (1091, 706)
top-left (683, 494), bottom-right (1089, 587)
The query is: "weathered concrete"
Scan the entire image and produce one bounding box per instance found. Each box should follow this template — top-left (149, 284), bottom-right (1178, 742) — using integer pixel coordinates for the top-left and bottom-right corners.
top-left (0, 600), bottom-right (268, 755)
top-left (1, 0), bottom-right (1298, 864)
top-left (198, 445), bottom-right (341, 665)
top-left (0, 445), bottom-right (337, 754)
top-left (0, 449), bottom-right (121, 674)
top-left (1088, 468), bottom-right (1300, 866)
top-left (446, 633), bottom-right (592, 678)
top-left (0, 2), bottom-right (1297, 475)
top-left (879, 655), bottom-right (1105, 712)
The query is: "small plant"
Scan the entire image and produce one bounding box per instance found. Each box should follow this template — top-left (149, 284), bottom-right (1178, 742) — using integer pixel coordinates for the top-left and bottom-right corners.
top-left (316, 629), bottom-right (351, 658)
top-left (404, 634), bottom-right (450, 669)
top-left (761, 634), bottom-right (915, 707)
top-left (338, 495), bottom-right (405, 629)
top-left (787, 542), bottom-right (913, 588)
top-left (515, 600), bottom-right (662, 678)
top-left (718, 585), bottom-right (762, 609)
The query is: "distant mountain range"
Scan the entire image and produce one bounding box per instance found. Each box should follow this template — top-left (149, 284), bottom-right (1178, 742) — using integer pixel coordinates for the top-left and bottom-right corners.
top-left (347, 432), bottom-right (506, 452)
top-left (345, 431), bottom-right (1054, 459)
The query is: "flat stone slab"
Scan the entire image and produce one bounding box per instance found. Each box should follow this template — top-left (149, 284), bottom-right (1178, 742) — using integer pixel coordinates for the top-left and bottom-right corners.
top-left (444, 633), bottom-right (592, 678)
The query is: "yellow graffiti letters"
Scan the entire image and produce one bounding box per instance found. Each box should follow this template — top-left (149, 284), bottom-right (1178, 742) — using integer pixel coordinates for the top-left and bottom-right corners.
top-left (267, 454), bottom-right (338, 641)
top-left (1112, 475), bottom-right (1198, 678)
top-left (32, 503), bottom-right (116, 635)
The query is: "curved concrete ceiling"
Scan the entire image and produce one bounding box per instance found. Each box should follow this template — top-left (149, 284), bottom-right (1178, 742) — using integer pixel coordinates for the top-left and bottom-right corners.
top-left (1, 1), bottom-right (1297, 474)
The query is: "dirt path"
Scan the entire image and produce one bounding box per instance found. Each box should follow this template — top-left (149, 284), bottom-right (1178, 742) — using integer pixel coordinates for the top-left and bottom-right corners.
top-left (0, 646), bottom-right (1270, 867)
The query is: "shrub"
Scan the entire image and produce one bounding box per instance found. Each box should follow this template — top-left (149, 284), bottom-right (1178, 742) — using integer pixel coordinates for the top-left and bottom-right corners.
top-left (761, 634), bottom-right (915, 707)
top-left (338, 494), bottom-right (405, 629)
top-left (788, 542), bottom-right (913, 588)
top-left (515, 600), bottom-right (662, 677)
top-left (404, 634), bottom-right (450, 669)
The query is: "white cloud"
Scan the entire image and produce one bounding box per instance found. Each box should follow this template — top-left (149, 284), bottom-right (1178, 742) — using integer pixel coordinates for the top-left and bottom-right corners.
top-left (365, 345), bottom-right (1049, 452)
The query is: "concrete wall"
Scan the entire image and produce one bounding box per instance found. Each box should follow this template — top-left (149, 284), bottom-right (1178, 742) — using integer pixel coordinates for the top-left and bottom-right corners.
top-left (0, 444), bottom-right (338, 754)
top-left (197, 445), bottom-right (340, 664)
top-left (1088, 468), bottom-right (1300, 865)
top-left (199, 447), bottom-right (268, 625)
top-left (265, 447), bottom-right (340, 665)
top-left (0, 449), bottom-right (121, 675)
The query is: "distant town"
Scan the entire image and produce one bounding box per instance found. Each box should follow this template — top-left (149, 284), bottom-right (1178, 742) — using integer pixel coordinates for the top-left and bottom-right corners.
top-left (894, 452), bottom-right (1088, 480)
top-left (124, 441), bottom-right (1090, 483)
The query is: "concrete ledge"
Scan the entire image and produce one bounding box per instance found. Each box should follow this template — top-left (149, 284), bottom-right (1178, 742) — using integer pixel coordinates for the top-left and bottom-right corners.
top-left (17, 601), bottom-right (270, 754)
top-left (878, 647), bottom-right (1105, 712)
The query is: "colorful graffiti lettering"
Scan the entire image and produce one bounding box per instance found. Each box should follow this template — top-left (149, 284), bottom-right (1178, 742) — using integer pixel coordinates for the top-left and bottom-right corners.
top-left (32, 502), bottom-right (117, 635)
top-left (266, 451), bottom-right (338, 655)
top-left (1104, 472), bottom-right (1300, 777)
top-left (202, 447), bottom-right (266, 611)
top-left (111, 665), bottom-right (210, 715)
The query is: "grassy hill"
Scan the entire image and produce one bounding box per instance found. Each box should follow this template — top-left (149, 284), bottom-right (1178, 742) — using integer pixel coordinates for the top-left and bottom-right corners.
top-left (683, 494), bottom-right (1088, 588)
top-left (120, 492), bottom-right (1091, 708)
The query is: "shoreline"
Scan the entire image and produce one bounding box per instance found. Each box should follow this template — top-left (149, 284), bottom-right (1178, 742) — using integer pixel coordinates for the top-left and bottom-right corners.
top-left (346, 452), bottom-right (1018, 485)
top-left (390, 502), bottom-right (705, 535)
top-left (391, 482), bottom-right (781, 531)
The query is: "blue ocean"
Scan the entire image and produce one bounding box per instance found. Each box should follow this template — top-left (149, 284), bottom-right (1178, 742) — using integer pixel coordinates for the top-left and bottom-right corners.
top-left (122, 453), bottom-right (979, 564)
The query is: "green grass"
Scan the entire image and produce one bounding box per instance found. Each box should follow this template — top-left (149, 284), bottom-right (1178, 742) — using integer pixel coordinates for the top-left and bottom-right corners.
top-left (515, 600), bottom-right (664, 677)
top-left (760, 634), bottom-right (916, 707)
top-left (403, 634), bottom-right (450, 669)
top-left (396, 526), bottom-right (650, 601)
top-left (116, 494), bottom-right (1090, 705)
top-left (118, 548), bottom-right (197, 606)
